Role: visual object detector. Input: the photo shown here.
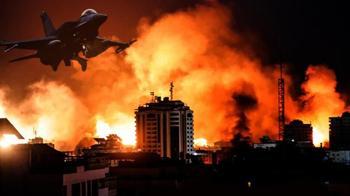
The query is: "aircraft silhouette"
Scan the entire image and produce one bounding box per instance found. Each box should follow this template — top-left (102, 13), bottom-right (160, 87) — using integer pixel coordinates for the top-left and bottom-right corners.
top-left (0, 9), bottom-right (136, 71)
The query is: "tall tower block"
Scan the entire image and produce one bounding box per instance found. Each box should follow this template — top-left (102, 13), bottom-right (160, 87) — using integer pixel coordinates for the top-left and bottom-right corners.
top-left (278, 64), bottom-right (285, 140)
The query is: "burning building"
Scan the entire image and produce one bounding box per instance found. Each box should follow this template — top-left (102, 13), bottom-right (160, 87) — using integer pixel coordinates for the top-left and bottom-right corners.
top-left (0, 1), bottom-right (348, 151)
top-left (135, 96), bottom-right (194, 160)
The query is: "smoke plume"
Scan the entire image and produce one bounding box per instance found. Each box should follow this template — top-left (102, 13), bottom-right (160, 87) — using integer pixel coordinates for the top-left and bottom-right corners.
top-left (0, 2), bottom-right (349, 150)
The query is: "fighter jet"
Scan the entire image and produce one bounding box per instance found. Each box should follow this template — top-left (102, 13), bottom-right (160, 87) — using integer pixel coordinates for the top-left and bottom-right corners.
top-left (0, 9), bottom-right (135, 71)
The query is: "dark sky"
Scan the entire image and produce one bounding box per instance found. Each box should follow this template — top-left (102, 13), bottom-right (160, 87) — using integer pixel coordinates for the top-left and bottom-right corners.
top-left (225, 0), bottom-right (349, 101)
top-left (0, 0), bottom-right (349, 102)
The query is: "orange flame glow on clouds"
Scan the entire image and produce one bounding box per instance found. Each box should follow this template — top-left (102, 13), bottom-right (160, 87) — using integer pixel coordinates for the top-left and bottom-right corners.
top-left (0, 2), bottom-right (348, 150)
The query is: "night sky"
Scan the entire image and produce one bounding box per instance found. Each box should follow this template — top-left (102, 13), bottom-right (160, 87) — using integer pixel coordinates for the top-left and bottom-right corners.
top-left (0, 0), bottom-right (349, 102)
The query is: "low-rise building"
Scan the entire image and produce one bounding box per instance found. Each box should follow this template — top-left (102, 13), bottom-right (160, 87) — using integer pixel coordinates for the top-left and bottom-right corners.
top-left (283, 119), bottom-right (313, 146)
top-left (0, 144), bottom-right (64, 196)
top-left (63, 164), bottom-right (112, 196)
top-left (328, 150), bottom-right (350, 165)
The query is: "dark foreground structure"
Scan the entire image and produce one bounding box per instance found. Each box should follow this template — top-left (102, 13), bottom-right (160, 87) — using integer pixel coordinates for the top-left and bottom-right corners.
top-left (330, 112), bottom-right (350, 150)
top-left (1, 141), bottom-right (350, 196)
top-left (0, 144), bottom-right (64, 196)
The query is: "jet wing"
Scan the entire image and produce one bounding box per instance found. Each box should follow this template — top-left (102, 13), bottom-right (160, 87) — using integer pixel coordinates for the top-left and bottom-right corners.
top-left (0, 36), bottom-right (56, 52)
top-left (97, 37), bottom-right (136, 53)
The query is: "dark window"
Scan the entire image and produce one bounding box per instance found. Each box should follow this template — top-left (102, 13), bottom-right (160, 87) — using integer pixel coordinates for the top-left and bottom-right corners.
top-left (163, 113), bottom-right (167, 155)
top-left (87, 180), bottom-right (91, 196)
top-left (92, 180), bottom-right (98, 196)
top-left (82, 182), bottom-right (86, 196)
top-left (62, 185), bottom-right (67, 196)
top-left (147, 113), bottom-right (156, 118)
top-left (72, 183), bottom-right (80, 196)
top-left (170, 126), bottom-right (179, 159)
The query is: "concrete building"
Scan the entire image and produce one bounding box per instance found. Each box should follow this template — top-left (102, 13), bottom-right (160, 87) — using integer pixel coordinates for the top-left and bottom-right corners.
top-left (253, 143), bottom-right (277, 149)
top-left (0, 144), bottom-right (64, 196)
top-left (63, 165), bottom-right (111, 196)
top-left (283, 119), bottom-right (313, 146)
top-left (85, 134), bottom-right (123, 154)
top-left (328, 150), bottom-right (350, 165)
top-left (329, 112), bottom-right (350, 150)
top-left (135, 96), bottom-right (194, 160)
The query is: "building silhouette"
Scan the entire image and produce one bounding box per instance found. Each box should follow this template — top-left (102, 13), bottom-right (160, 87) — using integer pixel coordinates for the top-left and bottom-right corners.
top-left (0, 144), bottom-right (64, 196)
top-left (329, 112), bottom-right (350, 150)
top-left (283, 120), bottom-right (313, 145)
top-left (135, 96), bottom-right (194, 160)
top-left (0, 118), bottom-right (24, 139)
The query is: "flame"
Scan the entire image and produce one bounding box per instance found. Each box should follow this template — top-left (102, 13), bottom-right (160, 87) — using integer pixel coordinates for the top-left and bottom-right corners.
top-left (0, 134), bottom-right (25, 148)
top-left (194, 138), bottom-right (208, 147)
top-left (312, 127), bottom-right (326, 147)
top-left (95, 116), bottom-right (136, 146)
top-left (293, 65), bottom-right (347, 146)
top-left (0, 2), bottom-right (348, 150)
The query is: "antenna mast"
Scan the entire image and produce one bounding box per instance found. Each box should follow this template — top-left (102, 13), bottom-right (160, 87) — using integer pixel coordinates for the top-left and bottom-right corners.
top-left (33, 127), bottom-right (37, 138)
top-left (150, 92), bottom-right (155, 103)
top-left (170, 82), bottom-right (174, 100)
top-left (278, 64), bottom-right (285, 140)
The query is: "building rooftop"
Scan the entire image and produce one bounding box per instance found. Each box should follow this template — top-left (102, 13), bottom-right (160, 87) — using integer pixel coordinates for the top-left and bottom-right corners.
top-left (342, 112), bottom-right (350, 118)
top-left (0, 118), bottom-right (24, 139)
top-left (137, 97), bottom-right (191, 112)
top-left (286, 119), bottom-right (311, 126)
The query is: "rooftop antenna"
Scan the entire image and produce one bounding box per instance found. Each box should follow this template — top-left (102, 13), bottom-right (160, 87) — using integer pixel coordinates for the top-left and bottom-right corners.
top-left (278, 64), bottom-right (285, 141)
top-left (33, 127), bottom-right (37, 138)
top-left (150, 92), bottom-right (155, 102)
top-left (170, 82), bottom-right (174, 100)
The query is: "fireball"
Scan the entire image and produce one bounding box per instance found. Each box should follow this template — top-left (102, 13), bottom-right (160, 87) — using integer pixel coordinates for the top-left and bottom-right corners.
top-left (95, 117), bottom-right (136, 146)
top-left (0, 134), bottom-right (25, 148)
top-left (194, 138), bottom-right (208, 147)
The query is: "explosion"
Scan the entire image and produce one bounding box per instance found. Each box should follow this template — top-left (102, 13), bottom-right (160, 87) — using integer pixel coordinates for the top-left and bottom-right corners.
top-left (95, 115), bottom-right (136, 146)
top-left (194, 138), bottom-right (208, 148)
top-left (293, 65), bottom-right (347, 146)
top-left (0, 2), bottom-right (348, 150)
top-left (0, 134), bottom-right (24, 148)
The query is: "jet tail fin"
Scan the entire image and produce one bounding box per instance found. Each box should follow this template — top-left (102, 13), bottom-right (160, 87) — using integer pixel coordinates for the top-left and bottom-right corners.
top-left (74, 56), bottom-right (88, 71)
top-left (40, 11), bottom-right (56, 36)
top-left (9, 53), bottom-right (38, 63)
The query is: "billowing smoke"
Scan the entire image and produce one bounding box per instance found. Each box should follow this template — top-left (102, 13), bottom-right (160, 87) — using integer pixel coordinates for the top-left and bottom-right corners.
top-left (232, 84), bottom-right (258, 139)
top-left (126, 2), bottom-right (278, 143)
top-left (0, 2), bottom-right (349, 150)
top-left (292, 65), bottom-right (348, 146)
top-left (0, 81), bottom-right (91, 150)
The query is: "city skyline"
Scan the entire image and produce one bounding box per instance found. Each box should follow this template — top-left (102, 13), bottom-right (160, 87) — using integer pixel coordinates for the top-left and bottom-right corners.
top-left (0, 1), bottom-right (349, 151)
top-left (1, 1), bottom-right (350, 195)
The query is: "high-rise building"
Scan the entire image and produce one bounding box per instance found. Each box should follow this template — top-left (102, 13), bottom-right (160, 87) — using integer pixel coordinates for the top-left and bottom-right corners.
top-left (135, 96), bottom-right (194, 160)
top-left (283, 120), bottom-right (313, 145)
top-left (329, 112), bottom-right (350, 150)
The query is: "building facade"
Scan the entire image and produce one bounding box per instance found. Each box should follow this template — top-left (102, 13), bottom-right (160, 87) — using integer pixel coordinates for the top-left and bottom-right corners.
top-left (328, 150), bottom-right (350, 165)
top-left (63, 165), bottom-right (111, 196)
top-left (283, 120), bottom-right (313, 145)
top-left (0, 144), bottom-right (64, 196)
top-left (135, 97), bottom-right (194, 160)
top-left (329, 112), bottom-right (350, 150)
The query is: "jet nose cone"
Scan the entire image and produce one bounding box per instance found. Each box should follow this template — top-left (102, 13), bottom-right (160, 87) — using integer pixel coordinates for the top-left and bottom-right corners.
top-left (96, 14), bottom-right (107, 23)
